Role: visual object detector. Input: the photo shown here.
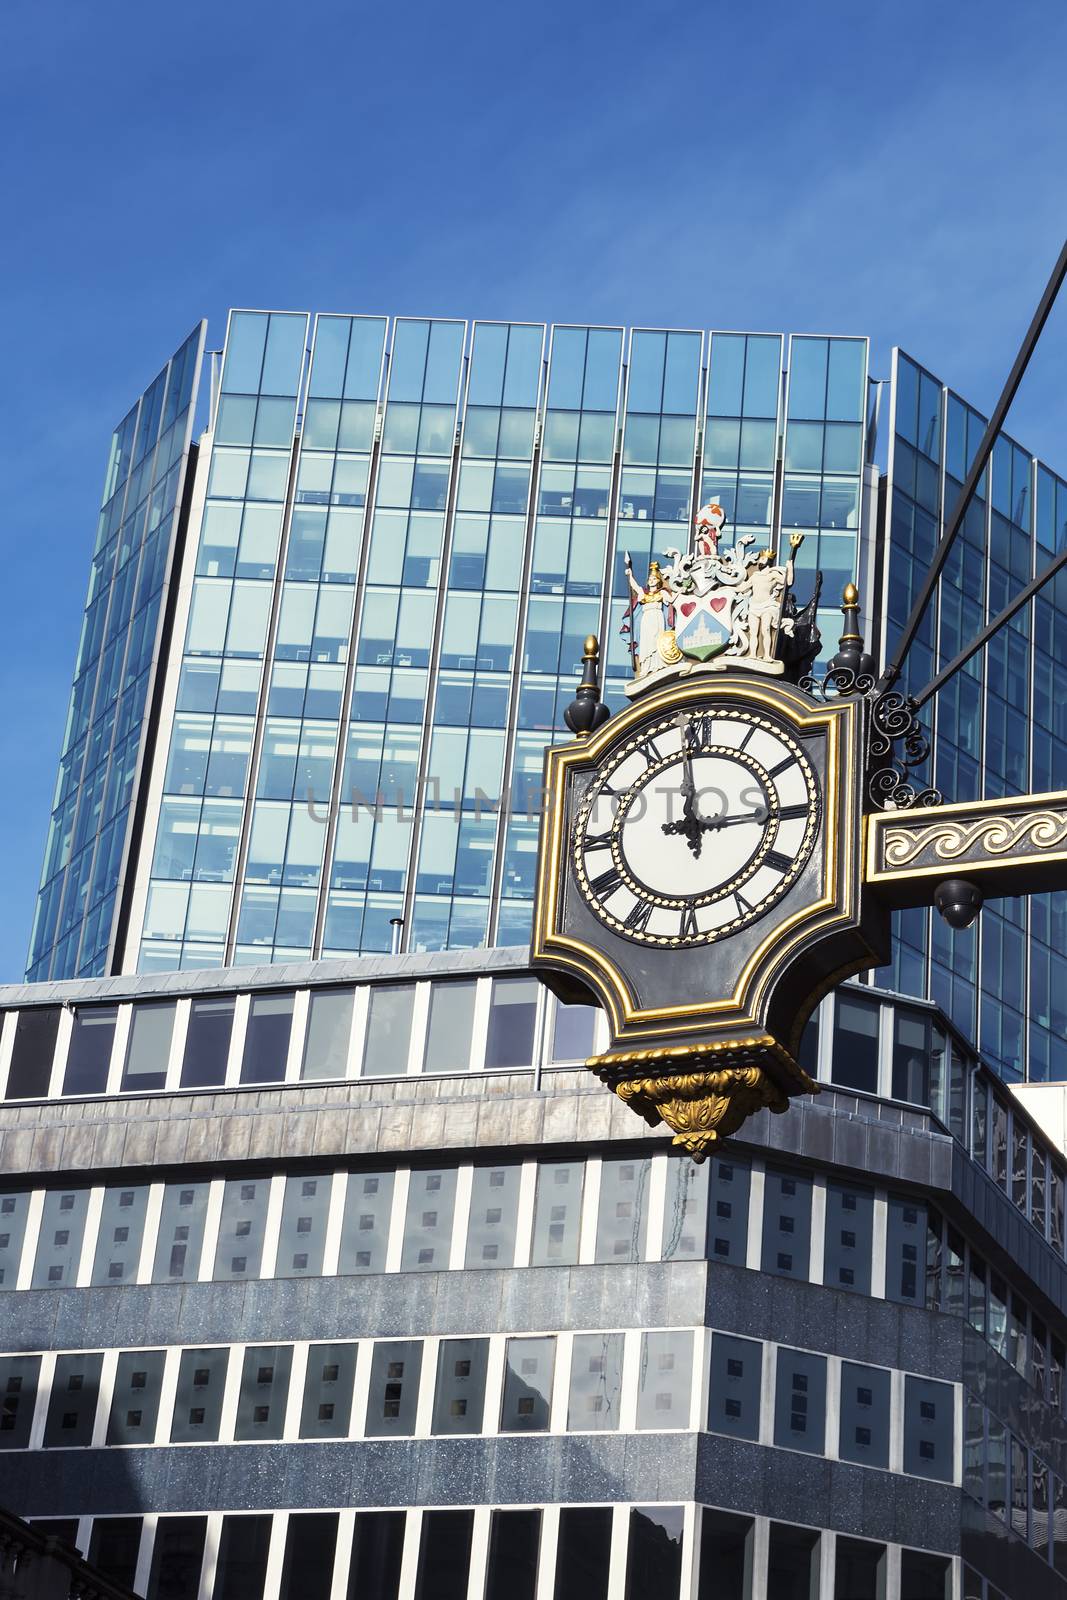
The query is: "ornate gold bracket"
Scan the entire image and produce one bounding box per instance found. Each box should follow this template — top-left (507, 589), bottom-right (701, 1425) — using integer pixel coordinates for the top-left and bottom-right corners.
top-left (587, 1036), bottom-right (816, 1161)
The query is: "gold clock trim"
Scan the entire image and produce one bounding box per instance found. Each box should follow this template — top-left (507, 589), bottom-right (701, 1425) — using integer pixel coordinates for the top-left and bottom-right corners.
top-left (532, 676), bottom-right (861, 1039)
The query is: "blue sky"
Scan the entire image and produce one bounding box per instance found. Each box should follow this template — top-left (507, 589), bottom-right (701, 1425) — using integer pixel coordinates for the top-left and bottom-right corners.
top-left (1, 0), bottom-right (1066, 981)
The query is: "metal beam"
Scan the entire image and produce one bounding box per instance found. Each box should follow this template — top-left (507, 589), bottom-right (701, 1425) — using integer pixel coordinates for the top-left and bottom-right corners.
top-left (877, 237), bottom-right (1067, 694)
top-left (913, 540), bottom-right (1067, 708)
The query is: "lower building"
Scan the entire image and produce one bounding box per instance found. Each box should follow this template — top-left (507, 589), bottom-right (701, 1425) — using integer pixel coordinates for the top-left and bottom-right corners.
top-left (0, 949), bottom-right (1062, 1600)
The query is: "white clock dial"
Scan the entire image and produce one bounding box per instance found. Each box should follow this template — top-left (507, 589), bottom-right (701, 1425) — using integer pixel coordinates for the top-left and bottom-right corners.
top-left (573, 707), bottom-right (821, 946)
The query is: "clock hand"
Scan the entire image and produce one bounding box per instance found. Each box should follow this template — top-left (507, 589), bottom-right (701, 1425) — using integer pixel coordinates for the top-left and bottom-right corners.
top-left (700, 805), bottom-right (770, 832)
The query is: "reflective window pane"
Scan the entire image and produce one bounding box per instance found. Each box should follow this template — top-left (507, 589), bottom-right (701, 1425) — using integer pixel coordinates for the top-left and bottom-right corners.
top-left (180, 997), bottom-right (233, 1088)
top-left (122, 1000), bottom-right (175, 1092)
top-left (423, 981), bottom-right (476, 1072)
top-left (64, 1006), bottom-right (117, 1095)
top-left (501, 1336), bottom-right (554, 1431)
top-left (241, 992), bottom-right (293, 1083)
top-left (568, 1331), bottom-right (624, 1431)
top-left (362, 985), bottom-right (414, 1076)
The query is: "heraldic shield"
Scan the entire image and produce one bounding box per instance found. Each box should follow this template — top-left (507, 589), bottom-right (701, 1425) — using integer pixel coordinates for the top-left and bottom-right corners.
top-left (674, 593), bottom-right (734, 661)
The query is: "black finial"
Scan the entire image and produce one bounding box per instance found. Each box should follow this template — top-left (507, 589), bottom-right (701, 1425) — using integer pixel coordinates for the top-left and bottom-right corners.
top-left (828, 582), bottom-right (876, 681)
top-left (564, 636), bottom-right (611, 739)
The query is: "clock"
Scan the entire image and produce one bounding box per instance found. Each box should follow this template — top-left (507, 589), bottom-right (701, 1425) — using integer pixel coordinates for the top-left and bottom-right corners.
top-left (573, 706), bottom-right (820, 947)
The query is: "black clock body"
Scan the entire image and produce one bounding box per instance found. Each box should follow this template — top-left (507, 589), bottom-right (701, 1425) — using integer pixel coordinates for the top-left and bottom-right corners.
top-left (531, 674), bottom-right (887, 1079)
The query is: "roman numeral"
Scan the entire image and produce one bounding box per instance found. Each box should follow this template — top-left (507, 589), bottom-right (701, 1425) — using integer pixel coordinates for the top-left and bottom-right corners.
top-left (624, 901), bottom-right (653, 933)
top-left (590, 866), bottom-right (624, 899)
top-left (735, 888), bottom-right (754, 917)
top-left (637, 737), bottom-right (662, 766)
top-left (764, 849), bottom-right (794, 875)
top-left (768, 755), bottom-right (796, 779)
top-left (680, 905), bottom-right (699, 938)
top-left (737, 723), bottom-right (756, 752)
top-left (776, 802), bottom-right (810, 821)
top-left (583, 831), bottom-right (612, 852)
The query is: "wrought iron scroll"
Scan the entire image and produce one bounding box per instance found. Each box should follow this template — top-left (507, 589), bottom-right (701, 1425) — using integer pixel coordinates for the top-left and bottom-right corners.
top-left (800, 665), bottom-right (941, 812)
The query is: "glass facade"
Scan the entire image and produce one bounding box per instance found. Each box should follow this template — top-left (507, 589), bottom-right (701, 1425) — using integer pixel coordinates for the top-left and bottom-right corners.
top-left (882, 348), bottom-right (1067, 1082)
top-left (125, 314), bottom-right (871, 971)
top-left (28, 324), bottom-right (205, 981)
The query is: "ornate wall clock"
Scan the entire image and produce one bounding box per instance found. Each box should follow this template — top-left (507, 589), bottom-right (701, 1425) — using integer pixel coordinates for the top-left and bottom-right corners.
top-left (533, 505), bottom-right (1067, 1159)
top-left (533, 541), bottom-right (891, 1158)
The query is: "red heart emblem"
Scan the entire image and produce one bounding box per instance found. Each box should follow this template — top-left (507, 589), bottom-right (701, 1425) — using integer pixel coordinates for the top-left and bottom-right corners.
top-left (709, 596), bottom-right (727, 613)
top-left (679, 602), bottom-right (696, 618)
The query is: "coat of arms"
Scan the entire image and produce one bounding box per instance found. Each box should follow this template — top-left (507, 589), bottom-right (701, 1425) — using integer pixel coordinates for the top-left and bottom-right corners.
top-left (621, 502), bottom-right (821, 695)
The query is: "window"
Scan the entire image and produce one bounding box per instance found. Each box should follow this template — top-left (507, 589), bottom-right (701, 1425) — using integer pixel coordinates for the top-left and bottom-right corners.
top-left (554, 1507), bottom-right (611, 1600)
top-left (485, 1509), bottom-right (541, 1600)
top-left (153, 1182), bottom-right (210, 1282)
top-left (624, 1506), bottom-right (683, 1599)
top-left (121, 1000), bottom-right (176, 1092)
top-left (706, 1157), bottom-right (750, 1263)
top-left (362, 985), bottom-right (414, 1076)
top-left (146, 1517), bottom-right (207, 1600)
top-left (43, 1353), bottom-right (103, 1447)
top-left (886, 1194), bottom-right (925, 1305)
top-left (832, 993), bottom-right (879, 1093)
top-left (662, 1155), bottom-right (708, 1259)
top-left (709, 1334), bottom-right (761, 1439)
top-left (899, 1549), bottom-right (951, 1600)
top-left (465, 1164), bottom-right (520, 1268)
top-left (277, 1173), bottom-right (331, 1276)
top-left (568, 1332), bottom-right (623, 1431)
top-left (485, 977), bottom-right (538, 1068)
top-left (0, 1194), bottom-right (29, 1293)
top-left (214, 1179), bottom-right (269, 1278)
top-left (348, 1511), bottom-right (405, 1600)
top-left (839, 1362), bottom-right (890, 1467)
top-left (761, 1168), bottom-right (811, 1279)
top-left (773, 1347), bottom-right (826, 1454)
top-left (531, 1162), bottom-right (583, 1265)
top-left (87, 1520), bottom-right (143, 1593)
top-left (501, 1336), bottom-right (554, 1431)
top-left (636, 1330), bottom-right (692, 1429)
top-left (431, 1338), bottom-right (488, 1435)
top-left (338, 1170), bottom-right (394, 1274)
top-left (106, 1350), bottom-right (165, 1445)
top-left (92, 1185), bottom-right (149, 1286)
top-left (766, 1522), bottom-right (819, 1600)
top-left (0, 1356), bottom-right (41, 1450)
top-left (235, 1346), bottom-right (292, 1440)
top-left (6, 1007), bottom-right (61, 1099)
top-left (595, 1157), bottom-right (650, 1262)
top-left (893, 1010), bottom-right (933, 1105)
top-left (365, 1341), bottom-right (421, 1436)
top-left (301, 988), bottom-right (354, 1080)
top-left (834, 1537), bottom-right (886, 1600)
top-left (63, 1007), bottom-right (117, 1095)
top-left (213, 1516), bottom-right (272, 1600)
top-left (31, 1189), bottom-right (89, 1289)
top-left (550, 1000), bottom-right (597, 1062)
top-left (903, 1375), bottom-right (954, 1481)
top-left (423, 981), bottom-right (476, 1072)
top-left (279, 1513), bottom-right (338, 1600)
top-left (180, 997), bottom-right (234, 1088)
top-left (240, 991), bottom-right (293, 1083)
top-left (697, 1510), bottom-right (752, 1600)
top-left (299, 1343), bottom-right (357, 1439)
top-left (401, 1168), bottom-right (456, 1270)
top-left (170, 1348), bottom-right (229, 1442)
top-left (824, 1183), bottom-right (873, 1293)
top-left (413, 1510), bottom-right (474, 1600)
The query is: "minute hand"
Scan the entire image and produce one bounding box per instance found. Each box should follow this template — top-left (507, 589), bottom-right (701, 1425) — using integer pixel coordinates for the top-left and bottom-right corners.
top-left (702, 807), bottom-right (769, 831)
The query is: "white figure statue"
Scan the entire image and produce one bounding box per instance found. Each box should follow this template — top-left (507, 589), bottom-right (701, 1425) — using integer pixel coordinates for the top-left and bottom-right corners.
top-left (624, 555), bottom-right (673, 677)
top-left (742, 533), bottom-right (804, 659)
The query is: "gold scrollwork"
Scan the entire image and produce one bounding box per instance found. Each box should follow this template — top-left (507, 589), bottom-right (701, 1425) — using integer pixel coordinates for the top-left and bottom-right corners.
top-left (612, 1066), bottom-right (789, 1160)
top-left (883, 809), bottom-right (1067, 869)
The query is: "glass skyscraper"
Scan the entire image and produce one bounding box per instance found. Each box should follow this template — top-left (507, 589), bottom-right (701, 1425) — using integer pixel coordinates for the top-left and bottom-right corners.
top-left (881, 349), bottom-right (1067, 1083)
top-left (27, 312), bottom-right (872, 980)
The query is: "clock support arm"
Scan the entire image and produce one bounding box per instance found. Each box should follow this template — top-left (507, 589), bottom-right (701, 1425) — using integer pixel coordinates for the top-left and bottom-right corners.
top-left (865, 791), bottom-right (1067, 913)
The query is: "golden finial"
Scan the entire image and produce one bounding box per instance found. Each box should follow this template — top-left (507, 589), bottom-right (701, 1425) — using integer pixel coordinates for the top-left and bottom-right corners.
top-left (583, 635), bottom-right (599, 659)
top-left (843, 581), bottom-right (859, 607)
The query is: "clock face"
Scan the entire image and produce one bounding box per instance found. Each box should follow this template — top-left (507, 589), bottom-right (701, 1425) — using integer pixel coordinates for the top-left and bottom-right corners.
top-left (573, 705), bottom-right (821, 946)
